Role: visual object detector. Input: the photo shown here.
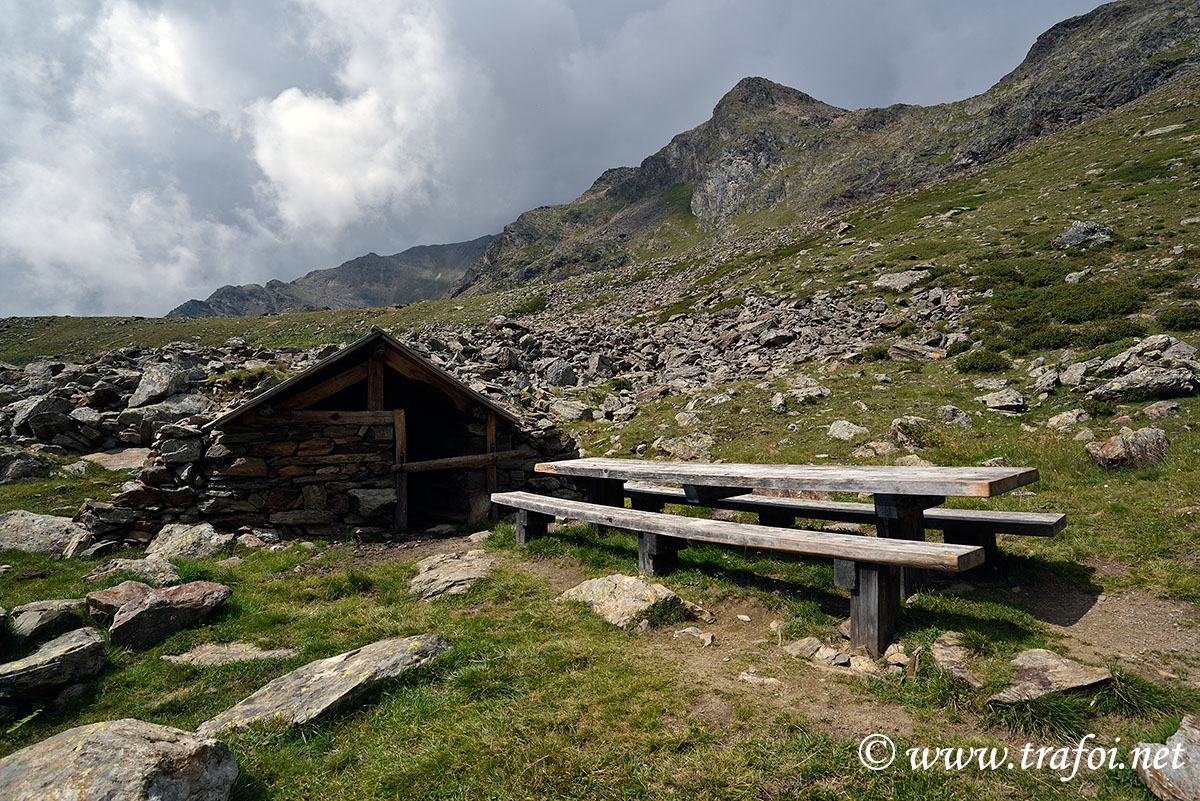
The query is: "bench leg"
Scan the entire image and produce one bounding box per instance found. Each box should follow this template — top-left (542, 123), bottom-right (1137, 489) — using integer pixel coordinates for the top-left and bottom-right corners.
top-left (942, 527), bottom-right (1000, 579)
top-left (758, 508), bottom-right (795, 528)
top-left (639, 532), bottom-right (682, 575)
top-left (629, 496), bottom-right (666, 513)
top-left (515, 509), bottom-right (550, 544)
top-left (587, 478), bottom-right (625, 507)
top-left (874, 494), bottom-right (942, 599)
top-left (849, 561), bottom-right (900, 658)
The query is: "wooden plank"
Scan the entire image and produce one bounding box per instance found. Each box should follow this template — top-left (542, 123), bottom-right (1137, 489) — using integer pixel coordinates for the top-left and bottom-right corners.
top-left (490, 492), bottom-right (984, 572)
top-left (278, 364), bottom-right (367, 410)
top-left (537, 458), bottom-right (1039, 498)
top-left (850, 562), bottom-right (900, 657)
top-left (394, 409), bottom-right (407, 531)
top-left (367, 347), bottom-right (386, 411)
top-left (623, 483), bottom-right (1064, 536)
top-left (397, 449), bottom-right (529, 473)
top-left (244, 410), bottom-right (393, 425)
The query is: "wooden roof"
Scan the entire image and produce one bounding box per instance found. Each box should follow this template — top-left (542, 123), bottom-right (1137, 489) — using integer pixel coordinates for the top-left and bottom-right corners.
top-left (206, 327), bottom-right (520, 429)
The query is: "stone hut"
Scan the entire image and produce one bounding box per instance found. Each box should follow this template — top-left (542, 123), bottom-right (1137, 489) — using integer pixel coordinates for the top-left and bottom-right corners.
top-left (197, 327), bottom-right (537, 536)
top-left (79, 328), bottom-right (574, 543)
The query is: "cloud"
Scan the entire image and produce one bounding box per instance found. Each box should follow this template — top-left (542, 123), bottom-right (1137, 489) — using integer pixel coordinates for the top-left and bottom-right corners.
top-left (0, 0), bottom-right (1103, 317)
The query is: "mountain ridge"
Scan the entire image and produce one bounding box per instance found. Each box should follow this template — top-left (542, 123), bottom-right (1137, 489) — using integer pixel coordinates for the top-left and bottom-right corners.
top-left (167, 234), bottom-right (496, 318)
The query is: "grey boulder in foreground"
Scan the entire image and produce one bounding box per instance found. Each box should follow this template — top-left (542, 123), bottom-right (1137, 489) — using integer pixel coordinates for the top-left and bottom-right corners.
top-left (0, 718), bottom-right (237, 801)
top-left (198, 634), bottom-right (450, 736)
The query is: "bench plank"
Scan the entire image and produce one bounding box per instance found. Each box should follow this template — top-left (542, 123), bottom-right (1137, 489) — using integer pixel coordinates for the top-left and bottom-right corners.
top-left (537, 458), bottom-right (1039, 497)
top-left (492, 491), bottom-right (984, 572)
top-left (623, 482), bottom-right (1064, 537)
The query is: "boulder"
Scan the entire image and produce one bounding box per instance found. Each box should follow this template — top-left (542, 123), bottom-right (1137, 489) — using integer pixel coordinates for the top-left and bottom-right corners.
top-left (127, 363), bottom-right (190, 408)
top-left (1050, 220), bottom-right (1114, 249)
top-left (159, 437), bottom-right (204, 464)
top-left (930, 631), bottom-right (983, 689)
top-left (117, 394), bottom-right (212, 445)
top-left (936, 405), bottom-right (973, 427)
top-left (10, 599), bottom-right (85, 645)
top-left (1143, 400), bottom-right (1181, 420)
top-left (1086, 427), bottom-right (1169, 468)
top-left (559, 574), bottom-right (683, 629)
top-left (87, 580), bottom-right (154, 617)
top-left (84, 556), bottom-right (181, 587)
top-left (162, 642), bottom-right (298, 666)
top-left (1047, 408), bottom-right (1090, 430)
top-left (0, 447), bottom-right (54, 484)
top-left (146, 523), bottom-right (233, 561)
top-left (975, 388), bottom-right (1026, 412)
top-left (1087, 367), bottom-right (1196, 401)
top-left (0, 511), bottom-right (89, 555)
top-left (988, 649), bottom-right (1110, 703)
top-left (0, 718), bottom-right (237, 801)
top-left (348, 488), bottom-right (396, 517)
top-left (1136, 714), bottom-right (1200, 801)
top-left (549, 399), bottom-right (591, 421)
top-left (109, 581), bottom-right (232, 649)
top-left (81, 448), bottom-right (152, 472)
top-left (0, 628), bottom-right (107, 699)
top-left (409, 550), bottom-right (494, 600)
top-left (655, 434), bottom-right (714, 461)
top-left (197, 634), bottom-right (450, 736)
top-left (544, 359), bottom-right (578, 387)
top-left (828, 420), bottom-right (869, 441)
top-left (872, 269), bottom-right (930, 291)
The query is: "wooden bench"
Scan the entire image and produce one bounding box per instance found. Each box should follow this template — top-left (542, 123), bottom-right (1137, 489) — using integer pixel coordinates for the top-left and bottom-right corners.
top-left (492, 490), bottom-right (985, 656)
top-left (623, 482), bottom-right (1065, 570)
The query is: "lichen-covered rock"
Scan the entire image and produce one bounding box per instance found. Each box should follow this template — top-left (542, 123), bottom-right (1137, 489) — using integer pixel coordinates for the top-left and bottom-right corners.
top-left (0, 628), bottom-right (107, 699)
top-left (127, 363), bottom-right (191, 408)
top-left (873, 269), bottom-right (930, 291)
top-left (197, 634), bottom-right (450, 736)
top-left (0, 511), bottom-right (89, 556)
top-left (930, 631), bottom-right (983, 689)
top-left (1136, 714), bottom-right (1200, 801)
top-left (146, 523), bottom-right (233, 561)
top-left (410, 550), bottom-right (494, 600)
top-left (559, 574), bottom-right (683, 628)
top-left (110, 581), bottom-right (232, 649)
top-left (988, 649), bottom-right (1110, 703)
top-left (655, 434), bottom-right (714, 461)
top-left (975, 388), bottom-right (1026, 412)
top-left (162, 642), bottom-right (298, 666)
top-left (0, 718), bottom-right (237, 801)
top-left (828, 420), bottom-right (869, 441)
top-left (1086, 427), bottom-right (1170, 468)
top-left (1087, 367), bottom-right (1196, 401)
top-left (1050, 220), bottom-right (1114, 249)
top-left (84, 556), bottom-right (181, 587)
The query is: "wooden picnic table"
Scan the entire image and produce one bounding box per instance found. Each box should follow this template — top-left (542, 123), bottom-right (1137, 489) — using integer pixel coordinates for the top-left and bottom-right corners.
top-left (534, 458), bottom-right (1041, 597)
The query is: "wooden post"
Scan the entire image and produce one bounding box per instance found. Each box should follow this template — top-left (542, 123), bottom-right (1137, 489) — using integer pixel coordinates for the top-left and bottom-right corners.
top-left (638, 532), bottom-right (681, 575)
top-left (393, 409), bottom-right (408, 531)
top-left (586, 478), bottom-right (625, 507)
top-left (367, 345), bottom-right (386, 411)
top-left (758, 508), bottom-right (795, 528)
top-left (485, 411), bottom-right (497, 520)
top-left (874, 494), bottom-right (942, 599)
top-left (849, 561), bottom-right (900, 658)
top-left (942, 526), bottom-right (999, 578)
top-left (515, 509), bottom-right (550, 544)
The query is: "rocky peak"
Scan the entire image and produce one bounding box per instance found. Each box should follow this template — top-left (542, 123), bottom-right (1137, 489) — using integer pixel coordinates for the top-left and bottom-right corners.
top-left (711, 77), bottom-right (843, 123)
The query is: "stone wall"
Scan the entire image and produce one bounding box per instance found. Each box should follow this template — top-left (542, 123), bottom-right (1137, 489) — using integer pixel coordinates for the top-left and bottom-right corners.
top-left (77, 412), bottom-right (576, 543)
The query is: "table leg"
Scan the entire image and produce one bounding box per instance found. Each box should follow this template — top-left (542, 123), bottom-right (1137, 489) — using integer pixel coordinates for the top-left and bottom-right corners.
top-left (874, 494), bottom-right (943, 599)
top-left (638, 532), bottom-right (681, 575)
top-left (587, 477), bottom-right (625, 507)
top-left (942, 526), bottom-right (1000, 579)
top-left (849, 561), bottom-right (900, 658)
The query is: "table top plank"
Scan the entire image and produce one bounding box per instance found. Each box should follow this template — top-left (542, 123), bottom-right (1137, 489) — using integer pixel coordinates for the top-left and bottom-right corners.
top-left (534, 458), bottom-right (1039, 498)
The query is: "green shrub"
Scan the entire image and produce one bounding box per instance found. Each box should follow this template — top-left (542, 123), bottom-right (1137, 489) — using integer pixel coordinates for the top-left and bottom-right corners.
top-left (955, 350), bottom-right (1011, 373)
top-left (1159, 306), bottom-right (1200, 331)
top-left (508, 294), bottom-right (548, 316)
top-left (895, 320), bottom-right (920, 337)
top-left (945, 339), bottom-right (972, 357)
top-left (862, 345), bottom-right (889, 361)
top-left (1076, 319), bottom-right (1147, 348)
top-left (1177, 286), bottom-right (1200, 300)
top-left (1080, 398), bottom-right (1117, 417)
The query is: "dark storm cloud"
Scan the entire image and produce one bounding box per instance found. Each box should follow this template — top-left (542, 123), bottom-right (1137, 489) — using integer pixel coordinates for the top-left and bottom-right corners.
top-left (0, 0), bottom-right (1100, 316)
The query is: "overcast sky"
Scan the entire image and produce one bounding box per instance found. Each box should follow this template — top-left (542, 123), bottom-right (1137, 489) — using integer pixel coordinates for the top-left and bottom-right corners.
top-left (0, 0), bottom-right (1102, 317)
